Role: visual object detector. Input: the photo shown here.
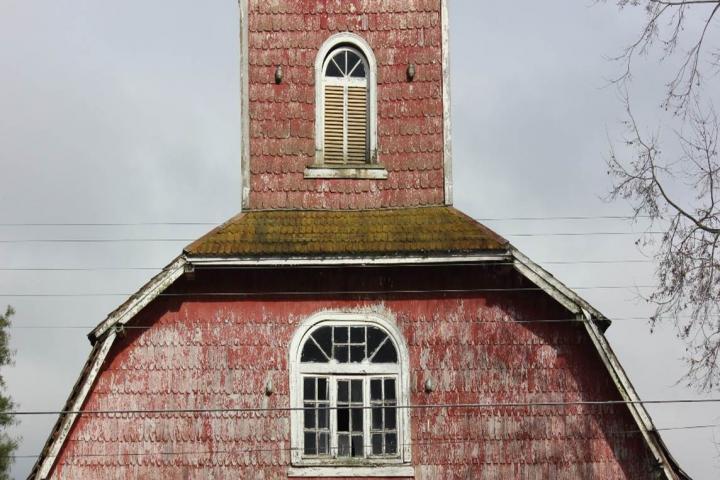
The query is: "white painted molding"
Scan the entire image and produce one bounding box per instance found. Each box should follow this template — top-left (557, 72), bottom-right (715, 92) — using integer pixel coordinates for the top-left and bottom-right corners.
top-left (441, 0), bottom-right (453, 205)
top-left (239, 0), bottom-right (250, 209)
top-left (288, 466), bottom-right (415, 477)
top-left (35, 331), bottom-right (117, 479)
top-left (314, 32), bottom-right (378, 167)
top-left (188, 253), bottom-right (511, 267)
top-left (288, 311), bottom-right (412, 466)
top-left (304, 166), bottom-right (388, 180)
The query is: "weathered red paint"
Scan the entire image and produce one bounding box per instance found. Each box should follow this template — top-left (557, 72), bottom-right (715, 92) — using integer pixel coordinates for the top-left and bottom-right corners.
top-left (48, 266), bottom-right (658, 479)
top-left (245, 0), bottom-right (446, 210)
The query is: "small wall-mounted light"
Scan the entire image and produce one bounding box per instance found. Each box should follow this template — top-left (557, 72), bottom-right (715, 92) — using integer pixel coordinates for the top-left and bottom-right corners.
top-left (183, 262), bottom-right (195, 280)
top-left (424, 378), bottom-right (435, 393)
top-left (274, 65), bottom-right (283, 84)
top-left (406, 63), bottom-right (416, 82)
top-left (265, 378), bottom-right (274, 396)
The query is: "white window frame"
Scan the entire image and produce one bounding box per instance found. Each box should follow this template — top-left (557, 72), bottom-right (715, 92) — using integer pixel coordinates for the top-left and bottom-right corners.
top-left (288, 311), bottom-right (411, 473)
top-left (307, 33), bottom-right (386, 180)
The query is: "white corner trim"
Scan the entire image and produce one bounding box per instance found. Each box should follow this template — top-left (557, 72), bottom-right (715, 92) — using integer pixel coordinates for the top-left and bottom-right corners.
top-left (441, 0), bottom-right (453, 206)
top-left (580, 311), bottom-right (678, 480)
top-left (288, 311), bottom-right (412, 466)
top-left (314, 32), bottom-right (378, 166)
top-left (90, 256), bottom-right (187, 341)
top-left (35, 331), bottom-right (117, 479)
top-left (510, 247), bottom-right (679, 479)
top-left (239, 0), bottom-right (250, 209)
top-left (288, 466), bottom-right (415, 477)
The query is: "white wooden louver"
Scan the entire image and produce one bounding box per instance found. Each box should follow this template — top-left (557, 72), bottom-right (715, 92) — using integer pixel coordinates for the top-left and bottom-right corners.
top-left (322, 48), bottom-right (369, 165)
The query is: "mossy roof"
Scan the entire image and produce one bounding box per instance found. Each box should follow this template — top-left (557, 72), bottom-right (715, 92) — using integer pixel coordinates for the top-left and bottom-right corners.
top-left (184, 206), bottom-right (508, 258)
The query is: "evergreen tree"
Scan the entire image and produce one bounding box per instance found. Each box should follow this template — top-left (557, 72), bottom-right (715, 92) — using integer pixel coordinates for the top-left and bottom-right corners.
top-left (0, 306), bottom-right (17, 479)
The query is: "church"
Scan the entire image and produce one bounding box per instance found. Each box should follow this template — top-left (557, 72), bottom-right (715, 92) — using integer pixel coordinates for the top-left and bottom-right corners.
top-left (30, 1), bottom-right (689, 478)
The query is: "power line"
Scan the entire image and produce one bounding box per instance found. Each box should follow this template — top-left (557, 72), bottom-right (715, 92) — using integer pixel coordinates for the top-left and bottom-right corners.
top-left (0, 215), bottom-right (657, 228)
top-left (8, 422), bottom-right (719, 461)
top-left (5, 316), bottom-right (695, 330)
top-left (0, 285), bottom-right (659, 298)
top-left (0, 259), bottom-right (655, 272)
top-left (0, 231), bottom-right (666, 244)
top-left (5, 398), bottom-right (720, 417)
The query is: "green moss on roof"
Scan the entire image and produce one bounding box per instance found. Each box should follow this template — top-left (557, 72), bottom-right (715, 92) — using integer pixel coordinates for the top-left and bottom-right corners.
top-left (184, 206), bottom-right (508, 258)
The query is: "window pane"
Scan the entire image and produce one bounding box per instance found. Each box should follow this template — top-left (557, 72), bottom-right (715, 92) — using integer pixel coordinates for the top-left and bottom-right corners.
top-left (304, 403), bottom-right (315, 428)
top-left (334, 326), bottom-right (348, 343)
top-left (372, 407), bottom-right (383, 429)
top-left (385, 407), bottom-right (396, 429)
top-left (373, 340), bottom-right (398, 363)
top-left (351, 380), bottom-right (363, 402)
top-left (318, 432), bottom-right (329, 455)
top-left (312, 327), bottom-right (332, 356)
top-left (326, 57), bottom-right (343, 77)
top-left (337, 407), bottom-right (349, 432)
top-left (338, 381), bottom-right (349, 402)
top-left (384, 378), bottom-right (396, 400)
top-left (351, 408), bottom-right (363, 432)
top-left (367, 327), bottom-right (386, 354)
top-left (304, 432), bottom-right (317, 455)
top-left (351, 435), bottom-right (364, 457)
top-left (301, 341), bottom-right (328, 363)
top-left (350, 61), bottom-right (366, 78)
top-left (372, 433), bottom-right (383, 455)
top-left (334, 345), bottom-right (349, 363)
top-left (386, 433), bottom-right (397, 454)
top-left (317, 378), bottom-right (328, 400)
top-left (303, 378), bottom-right (315, 400)
top-left (370, 379), bottom-right (382, 400)
top-left (318, 404), bottom-right (329, 429)
top-left (338, 434), bottom-right (350, 457)
top-left (350, 345), bottom-right (365, 363)
top-left (350, 326), bottom-right (365, 343)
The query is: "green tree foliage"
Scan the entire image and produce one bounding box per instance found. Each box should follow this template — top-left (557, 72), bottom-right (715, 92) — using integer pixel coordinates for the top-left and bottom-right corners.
top-left (0, 306), bottom-right (17, 479)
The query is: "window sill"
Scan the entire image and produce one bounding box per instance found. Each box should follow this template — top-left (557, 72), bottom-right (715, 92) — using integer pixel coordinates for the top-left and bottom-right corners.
top-left (304, 166), bottom-right (388, 180)
top-left (288, 465), bottom-right (414, 477)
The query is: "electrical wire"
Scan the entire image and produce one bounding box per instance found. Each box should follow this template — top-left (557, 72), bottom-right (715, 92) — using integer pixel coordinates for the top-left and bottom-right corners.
top-left (0, 285), bottom-right (660, 298)
top-left (5, 398), bottom-right (720, 417)
top-left (7, 422), bottom-right (720, 461)
top-left (0, 259), bottom-right (656, 272)
top-left (0, 215), bottom-right (658, 227)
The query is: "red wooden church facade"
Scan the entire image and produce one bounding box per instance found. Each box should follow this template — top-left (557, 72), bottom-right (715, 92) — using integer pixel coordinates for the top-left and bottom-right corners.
top-left (31, 1), bottom-right (689, 479)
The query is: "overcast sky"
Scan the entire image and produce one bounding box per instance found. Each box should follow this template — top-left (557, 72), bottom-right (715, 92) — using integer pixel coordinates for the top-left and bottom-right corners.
top-left (1, 1), bottom-right (719, 479)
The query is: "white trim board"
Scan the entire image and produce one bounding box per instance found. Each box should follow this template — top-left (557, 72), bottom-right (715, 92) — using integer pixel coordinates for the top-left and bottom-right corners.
top-left (441, 0), bottom-right (453, 205)
top-left (288, 466), bottom-right (414, 477)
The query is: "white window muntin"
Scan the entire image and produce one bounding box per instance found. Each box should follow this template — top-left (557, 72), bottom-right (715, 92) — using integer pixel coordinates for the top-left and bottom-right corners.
top-left (314, 33), bottom-right (378, 167)
top-left (289, 313), bottom-right (411, 467)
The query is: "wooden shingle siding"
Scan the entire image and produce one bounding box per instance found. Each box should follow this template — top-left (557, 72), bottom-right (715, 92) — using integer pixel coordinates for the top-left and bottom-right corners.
top-left (245, 0), bottom-right (445, 209)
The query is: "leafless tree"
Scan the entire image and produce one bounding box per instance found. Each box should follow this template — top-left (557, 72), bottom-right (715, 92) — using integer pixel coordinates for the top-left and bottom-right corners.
top-left (604, 1), bottom-right (720, 390)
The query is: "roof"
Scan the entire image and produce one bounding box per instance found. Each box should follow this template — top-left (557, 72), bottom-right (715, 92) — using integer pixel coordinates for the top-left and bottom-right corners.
top-left (184, 206), bottom-right (507, 258)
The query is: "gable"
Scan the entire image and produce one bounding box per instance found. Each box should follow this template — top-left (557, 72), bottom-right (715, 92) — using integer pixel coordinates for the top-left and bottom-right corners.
top-left (28, 210), bottom-right (689, 479)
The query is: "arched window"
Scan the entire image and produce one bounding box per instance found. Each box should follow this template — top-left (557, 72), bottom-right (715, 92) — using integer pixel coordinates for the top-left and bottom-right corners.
top-left (289, 313), bottom-right (411, 468)
top-left (321, 46), bottom-right (370, 165)
top-left (310, 34), bottom-right (382, 177)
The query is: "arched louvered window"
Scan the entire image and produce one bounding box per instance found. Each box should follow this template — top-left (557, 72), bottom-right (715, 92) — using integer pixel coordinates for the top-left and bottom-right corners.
top-left (321, 47), bottom-right (370, 165)
top-left (308, 33), bottom-right (382, 179)
top-left (289, 313), bottom-right (411, 470)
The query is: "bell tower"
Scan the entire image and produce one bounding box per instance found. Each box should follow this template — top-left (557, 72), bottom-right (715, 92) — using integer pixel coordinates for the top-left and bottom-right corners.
top-left (239, 0), bottom-right (452, 210)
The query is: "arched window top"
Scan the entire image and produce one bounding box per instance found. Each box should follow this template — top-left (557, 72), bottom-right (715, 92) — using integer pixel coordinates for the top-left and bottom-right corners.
top-left (301, 324), bottom-right (398, 364)
top-left (323, 46), bottom-right (367, 79)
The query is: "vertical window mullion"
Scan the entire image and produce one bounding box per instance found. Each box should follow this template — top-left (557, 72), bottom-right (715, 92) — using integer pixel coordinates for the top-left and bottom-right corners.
top-left (342, 83), bottom-right (349, 165)
top-left (330, 377), bottom-right (337, 458)
top-left (364, 377), bottom-right (371, 459)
